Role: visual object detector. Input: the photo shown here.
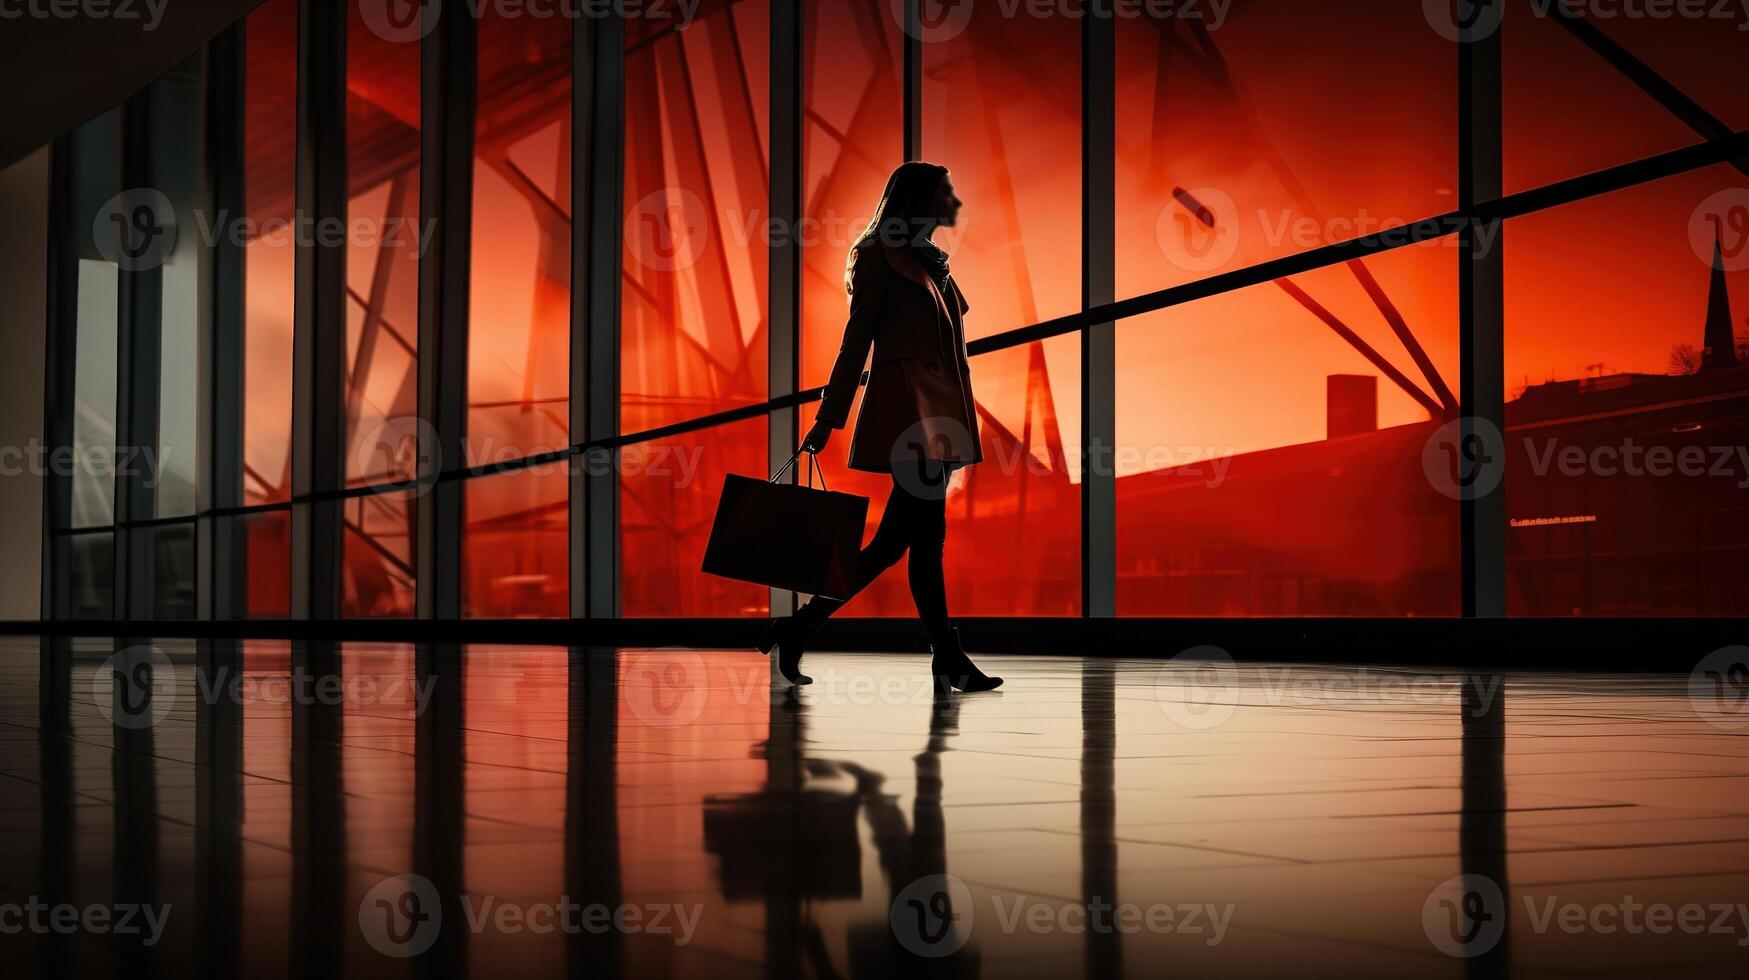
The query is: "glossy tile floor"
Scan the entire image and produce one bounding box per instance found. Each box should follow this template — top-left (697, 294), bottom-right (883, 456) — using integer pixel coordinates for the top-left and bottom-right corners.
top-left (2, 637), bottom-right (1748, 978)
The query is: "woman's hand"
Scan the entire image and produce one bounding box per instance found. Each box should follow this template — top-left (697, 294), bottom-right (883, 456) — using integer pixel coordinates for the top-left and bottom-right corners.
top-left (801, 418), bottom-right (833, 453)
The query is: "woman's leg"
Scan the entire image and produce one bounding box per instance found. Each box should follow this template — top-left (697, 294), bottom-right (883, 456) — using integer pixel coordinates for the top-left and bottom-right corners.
top-left (793, 480), bottom-right (914, 626)
top-left (893, 464), bottom-right (954, 651)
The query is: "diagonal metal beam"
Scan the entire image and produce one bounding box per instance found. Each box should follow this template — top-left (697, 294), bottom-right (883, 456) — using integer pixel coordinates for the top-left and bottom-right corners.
top-left (1346, 260), bottom-right (1458, 415)
top-left (1542, 0), bottom-right (1749, 180)
top-left (1274, 279), bottom-right (1447, 418)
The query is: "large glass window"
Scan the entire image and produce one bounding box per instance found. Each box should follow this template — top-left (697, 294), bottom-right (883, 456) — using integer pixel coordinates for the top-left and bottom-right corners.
top-left (1503, 4), bottom-right (1749, 195)
top-left (921, 0), bottom-right (1081, 333)
top-left (620, 0), bottom-right (770, 433)
top-left (69, 109), bottom-right (122, 531)
top-left (343, 4), bottom-right (423, 616)
top-left (1504, 165), bottom-right (1749, 615)
top-left (798, 0), bottom-right (902, 393)
top-left (909, 3), bottom-right (1088, 615)
top-left (149, 54), bottom-right (204, 519)
top-left (1116, 241), bottom-right (1462, 616)
top-left (236, 0), bottom-right (299, 619)
top-left (243, 0), bottom-right (298, 508)
top-left (39, 0), bottom-right (1749, 623)
top-left (469, 6), bottom-right (571, 464)
top-left (1115, 0), bottom-right (1454, 301)
top-left (619, 0), bottom-right (772, 616)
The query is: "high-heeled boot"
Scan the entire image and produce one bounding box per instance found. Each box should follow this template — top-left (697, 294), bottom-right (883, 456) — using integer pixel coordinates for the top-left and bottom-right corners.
top-left (756, 610), bottom-right (825, 686)
top-left (930, 627), bottom-right (1002, 693)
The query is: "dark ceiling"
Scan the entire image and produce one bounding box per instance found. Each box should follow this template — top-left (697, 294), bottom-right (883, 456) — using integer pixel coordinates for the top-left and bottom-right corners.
top-left (0, 0), bottom-right (262, 170)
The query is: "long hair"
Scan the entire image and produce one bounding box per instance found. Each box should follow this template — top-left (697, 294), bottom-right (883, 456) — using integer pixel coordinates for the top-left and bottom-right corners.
top-left (847, 161), bottom-right (949, 294)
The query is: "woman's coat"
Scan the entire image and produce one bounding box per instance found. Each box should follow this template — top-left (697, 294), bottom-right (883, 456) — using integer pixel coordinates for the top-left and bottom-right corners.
top-left (815, 243), bottom-right (983, 474)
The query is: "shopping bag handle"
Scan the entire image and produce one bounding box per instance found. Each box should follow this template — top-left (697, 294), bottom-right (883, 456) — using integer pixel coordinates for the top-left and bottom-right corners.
top-left (770, 447), bottom-right (828, 490)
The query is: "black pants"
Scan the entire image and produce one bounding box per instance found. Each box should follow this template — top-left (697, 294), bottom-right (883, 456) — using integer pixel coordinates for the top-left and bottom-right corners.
top-left (797, 460), bottom-right (953, 649)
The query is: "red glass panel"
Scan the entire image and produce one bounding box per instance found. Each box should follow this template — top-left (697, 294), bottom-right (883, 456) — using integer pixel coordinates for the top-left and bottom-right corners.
top-left (794, 0), bottom-right (909, 615)
top-left (463, 468), bottom-right (569, 619)
top-left (470, 7), bottom-right (571, 464)
top-left (240, 0), bottom-right (298, 618)
top-left (1114, 0), bottom-right (1453, 302)
top-left (1505, 165), bottom-right (1749, 615)
top-left (343, 5), bottom-right (422, 615)
top-left (242, 510), bottom-right (291, 619)
top-left (620, 0), bottom-right (770, 435)
top-left (1504, 4), bottom-right (1749, 195)
top-left (343, 490), bottom-right (417, 618)
top-left (1116, 241), bottom-right (1461, 616)
top-left (621, 417), bottom-right (767, 617)
top-left (921, 0), bottom-right (1081, 334)
top-left (798, 0), bottom-right (902, 392)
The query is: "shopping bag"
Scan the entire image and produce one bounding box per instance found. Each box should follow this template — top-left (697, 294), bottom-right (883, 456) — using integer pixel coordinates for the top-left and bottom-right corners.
top-left (701, 451), bottom-right (867, 599)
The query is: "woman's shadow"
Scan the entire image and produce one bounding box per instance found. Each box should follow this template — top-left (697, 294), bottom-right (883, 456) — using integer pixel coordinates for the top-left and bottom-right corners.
top-left (703, 684), bottom-right (991, 978)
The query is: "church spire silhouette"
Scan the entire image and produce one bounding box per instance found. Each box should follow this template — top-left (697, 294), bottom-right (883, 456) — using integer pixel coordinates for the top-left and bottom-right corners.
top-left (1702, 225), bottom-right (1738, 372)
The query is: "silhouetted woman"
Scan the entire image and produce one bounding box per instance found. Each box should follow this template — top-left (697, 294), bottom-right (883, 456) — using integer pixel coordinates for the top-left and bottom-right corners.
top-left (758, 162), bottom-right (1002, 694)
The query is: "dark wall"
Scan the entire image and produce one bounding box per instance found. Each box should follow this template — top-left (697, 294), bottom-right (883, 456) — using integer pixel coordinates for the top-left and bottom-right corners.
top-left (0, 0), bottom-right (262, 169)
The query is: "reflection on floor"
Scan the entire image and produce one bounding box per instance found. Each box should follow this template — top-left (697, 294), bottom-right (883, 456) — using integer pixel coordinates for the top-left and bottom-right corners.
top-left (1, 638), bottom-right (1747, 978)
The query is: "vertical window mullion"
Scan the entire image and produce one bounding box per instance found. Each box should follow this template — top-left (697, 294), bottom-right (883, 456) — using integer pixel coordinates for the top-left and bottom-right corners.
top-left (1081, 10), bottom-right (1116, 620)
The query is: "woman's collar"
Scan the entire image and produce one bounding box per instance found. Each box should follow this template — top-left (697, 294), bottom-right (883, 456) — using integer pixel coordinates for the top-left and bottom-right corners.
top-left (879, 244), bottom-right (934, 287)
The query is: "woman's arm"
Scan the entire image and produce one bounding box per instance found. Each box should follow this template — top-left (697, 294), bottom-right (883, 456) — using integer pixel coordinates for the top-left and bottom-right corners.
top-left (815, 246), bottom-right (886, 430)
